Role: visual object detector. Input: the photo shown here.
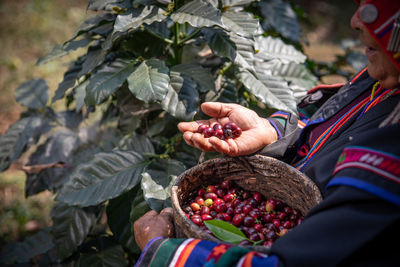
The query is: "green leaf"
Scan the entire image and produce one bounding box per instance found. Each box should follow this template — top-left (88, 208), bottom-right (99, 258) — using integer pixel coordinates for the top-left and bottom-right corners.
top-left (171, 0), bottom-right (223, 28)
top-left (76, 238), bottom-right (129, 267)
top-left (256, 60), bottom-right (316, 99)
top-left (161, 71), bottom-right (199, 121)
top-left (221, 11), bottom-right (259, 38)
top-left (86, 58), bottom-right (139, 105)
top-left (127, 59), bottom-right (170, 103)
top-left (141, 158), bottom-right (186, 212)
top-left (78, 47), bottom-right (106, 78)
top-left (106, 187), bottom-right (138, 254)
top-left (52, 61), bottom-right (83, 102)
top-left (171, 63), bottom-right (215, 92)
top-left (74, 79), bottom-right (89, 111)
top-left (50, 202), bottom-right (98, 260)
top-left (117, 133), bottom-right (155, 154)
top-left (25, 128), bottom-right (81, 196)
top-left (56, 150), bottom-right (148, 207)
top-left (204, 220), bottom-right (248, 244)
top-left (0, 116), bottom-right (45, 172)
top-left (0, 228), bottom-right (53, 265)
top-left (14, 79), bottom-right (49, 109)
top-left (113, 6), bottom-right (166, 34)
top-left (254, 36), bottom-right (306, 64)
top-left (36, 37), bottom-right (93, 65)
top-left (202, 28), bottom-right (254, 71)
top-left (258, 0), bottom-right (301, 42)
top-left (238, 68), bottom-right (296, 114)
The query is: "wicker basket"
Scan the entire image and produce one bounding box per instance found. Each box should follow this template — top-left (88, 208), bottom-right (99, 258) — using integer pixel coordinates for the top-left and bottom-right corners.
top-left (171, 154), bottom-right (323, 252)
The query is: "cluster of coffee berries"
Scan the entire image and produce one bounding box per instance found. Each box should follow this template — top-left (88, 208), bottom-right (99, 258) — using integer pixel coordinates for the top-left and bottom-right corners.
top-left (197, 122), bottom-right (242, 139)
top-left (183, 180), bottom-right (304, 247)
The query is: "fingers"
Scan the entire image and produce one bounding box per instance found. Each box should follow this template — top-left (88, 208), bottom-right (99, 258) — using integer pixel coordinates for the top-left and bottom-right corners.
top-left (208, 136), bottom-right (239, 156)
top-left (182, 132), bottom-right (215, 152)
top-left (201, 102), bottom-right (242, 118)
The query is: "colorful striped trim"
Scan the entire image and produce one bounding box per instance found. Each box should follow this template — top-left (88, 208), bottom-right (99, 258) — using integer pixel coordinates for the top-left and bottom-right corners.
top-left (350, 67), bottom-right (368, 83)
top-left (236, 252), bottom-right (278, 267)
top-left (334, 146), bottom-right (400, 184)
top-left (267, 119), bottom-right (282, 139)
top-left (270, 111), bottom-right (289, 119)
top-left (295, 85), bottom-right (398, 172)
top-left (169, 239), bottom-right (199, 267)
top-left (297, 120), bottom-right (306, 129)
top-left (134, 236), bottom-right (164, 267)
top-left (326, 177), bottom-right (400, 207)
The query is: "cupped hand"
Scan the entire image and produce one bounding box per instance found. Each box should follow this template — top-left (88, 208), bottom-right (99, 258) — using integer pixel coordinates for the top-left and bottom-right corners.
top-left (177, 102), bottom-right (278, 156)
top-left (133, 208), bottom-right (175, 250)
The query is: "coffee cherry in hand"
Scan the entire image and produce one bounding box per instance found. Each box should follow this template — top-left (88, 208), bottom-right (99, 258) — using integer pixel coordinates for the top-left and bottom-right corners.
top-left (197, 122), bottom-right (242, 140)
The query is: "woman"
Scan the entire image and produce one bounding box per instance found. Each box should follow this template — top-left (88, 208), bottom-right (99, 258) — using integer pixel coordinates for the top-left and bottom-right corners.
top-left (134, 0), bottom-right (400, 266)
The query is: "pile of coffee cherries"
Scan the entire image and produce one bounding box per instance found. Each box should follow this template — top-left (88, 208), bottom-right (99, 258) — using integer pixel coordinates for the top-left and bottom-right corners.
top-left (198, 122), bottom-right (242, 139)
top-left (182, 180), bottom-right (304, 247)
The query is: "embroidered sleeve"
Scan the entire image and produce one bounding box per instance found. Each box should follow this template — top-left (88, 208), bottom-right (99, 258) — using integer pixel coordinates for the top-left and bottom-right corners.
top-left (135, 238), bottom-right (279, 267)
top-left (327, 146), bottom-right (400, 207)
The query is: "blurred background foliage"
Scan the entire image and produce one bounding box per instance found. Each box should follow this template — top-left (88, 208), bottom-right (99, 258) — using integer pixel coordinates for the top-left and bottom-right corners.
top-left (0, 0), bottom-right (362, 252)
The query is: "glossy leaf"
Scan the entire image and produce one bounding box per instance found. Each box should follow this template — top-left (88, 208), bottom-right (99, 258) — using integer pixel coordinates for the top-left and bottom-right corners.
top-left (141, 158), bottom-right (186, 212)
top-left (0, 228), bottom-right (53, 265)
top-left (238, 68), bottom-right (296, 114)
top-left (127, 59), bottom-right (170, 103)
top-left (86, 58), bottom-right (139, 105)
top-left (113, 6), bottom-right (166, 34)
top-left (203, 28), bottom-right (254, 71)
top-left (254, 36), bottom-right (306, 64)
top-left (161, 71), bottom-right (199, 121)
top-left (14, 79), bottom-right (49, 109)
top-left (171, 63), bottom-right (215, 92)
top-left (221, 11), bottom-right (259, 38)
top-left (204, 220), bottom-right (248, 244)
top-left (56, 150), bottom-right (148, 207)
top-left (50, 202), bottom-right (97, 260)
top-left (171, 0), bottom-right (223, 28)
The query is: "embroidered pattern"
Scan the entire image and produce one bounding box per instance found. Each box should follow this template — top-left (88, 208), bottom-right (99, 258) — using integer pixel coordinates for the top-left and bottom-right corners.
top-left (334, 146), bottom-right (400, 184)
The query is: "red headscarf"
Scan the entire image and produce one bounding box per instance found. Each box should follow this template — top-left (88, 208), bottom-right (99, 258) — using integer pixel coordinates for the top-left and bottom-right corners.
top-left (355, 0), bottom-right (400, 71)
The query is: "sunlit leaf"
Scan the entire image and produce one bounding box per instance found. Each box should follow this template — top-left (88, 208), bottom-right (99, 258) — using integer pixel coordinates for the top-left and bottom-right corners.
top-left (221, 11), bottom-right (259, 38)
top-left (254, 36), bottom-right (306, 64)
top-left (141, 158), bottom-right (186, 212)
top-left (127, 59), bottom-right (170, 103)
top-left (204, 220), bottom-right (247, 244)
top-left (53, 61), bottom-right (83, 103)
top-left (113, 6), bottom-right (166, 34)
top-left (171, 0), bottom-right (223, 28)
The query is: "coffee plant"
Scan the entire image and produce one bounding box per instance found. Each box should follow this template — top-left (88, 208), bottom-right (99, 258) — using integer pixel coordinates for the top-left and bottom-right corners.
top-left (0, 0), bottom-right (341, 265)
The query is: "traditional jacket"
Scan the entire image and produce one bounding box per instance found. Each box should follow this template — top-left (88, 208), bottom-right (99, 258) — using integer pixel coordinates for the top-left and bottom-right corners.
top-left (135, 68), bottom-right (400, 267)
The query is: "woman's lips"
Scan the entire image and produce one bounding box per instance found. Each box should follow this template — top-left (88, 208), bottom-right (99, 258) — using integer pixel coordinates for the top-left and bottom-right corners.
top-left (365, 47), bottom-right (377, 59)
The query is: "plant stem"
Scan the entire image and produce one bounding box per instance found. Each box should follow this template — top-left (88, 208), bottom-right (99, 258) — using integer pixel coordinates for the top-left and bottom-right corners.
top-left (144, 27), bottom-right (173, 44)
top-left (174, 22), bottom-right (183, 64)
top-left (178, 29), bottom-right (201, 46)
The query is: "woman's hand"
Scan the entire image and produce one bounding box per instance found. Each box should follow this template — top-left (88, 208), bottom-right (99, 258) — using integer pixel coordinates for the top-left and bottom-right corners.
top-left (178, 102), bottom-right (278, 156)
top-left (133, 208), bottom-right (175, 250)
